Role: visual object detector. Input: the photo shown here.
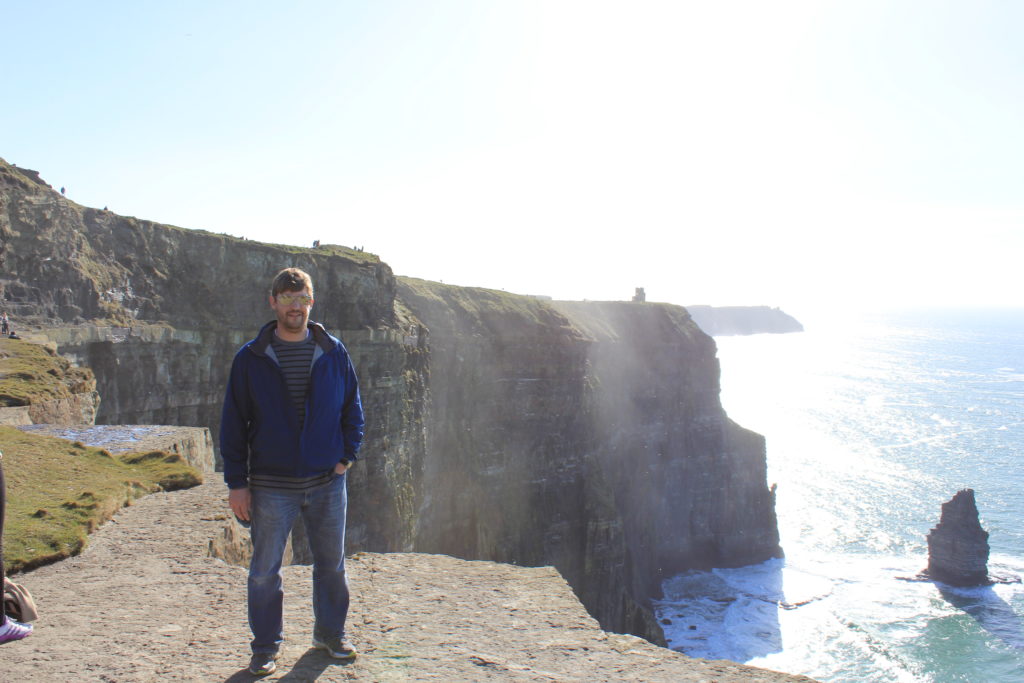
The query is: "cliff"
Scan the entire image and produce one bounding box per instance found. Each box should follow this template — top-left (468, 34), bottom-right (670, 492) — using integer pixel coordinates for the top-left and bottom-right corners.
top-left (686, 305), bottom-right (803, 336)
top-left (0, 157), bottom-right (782, 643)
top-left (394, 280), bottom-right (781, 640)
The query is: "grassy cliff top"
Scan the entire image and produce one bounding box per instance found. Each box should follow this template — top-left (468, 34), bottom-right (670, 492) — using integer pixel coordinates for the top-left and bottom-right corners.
top-left (397, 276), bottom-right (585, 340)
top-left (0, 338), bottom-right (96, 406)
top-left (0, 425), bottom-right (202, 573)
top-left (1, 157), bottom-right (380, 265)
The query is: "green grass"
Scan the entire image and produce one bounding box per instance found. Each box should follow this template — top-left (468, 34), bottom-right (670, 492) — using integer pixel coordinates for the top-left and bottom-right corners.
top-left (0, 338), bottom-right (96, 407)
top-left (398, 276), bottom-right (564, 329)
top-left (289, 241), bottom-right (382, 264)
top-left (1, 426), bottom-right (203, 573)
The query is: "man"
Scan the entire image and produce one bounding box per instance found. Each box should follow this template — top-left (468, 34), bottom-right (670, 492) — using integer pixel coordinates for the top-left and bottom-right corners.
top-left (221, 267), bottom-right (364, 676)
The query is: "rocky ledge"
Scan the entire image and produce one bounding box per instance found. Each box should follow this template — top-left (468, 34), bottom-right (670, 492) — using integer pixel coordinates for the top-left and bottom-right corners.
top-left (4, 481), bottom-right (815, 682)
top-left (15, 423), bottom-right (215, 475)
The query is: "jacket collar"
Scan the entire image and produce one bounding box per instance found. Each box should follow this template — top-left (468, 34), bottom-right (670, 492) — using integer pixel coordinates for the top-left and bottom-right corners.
top-left (251, 320), bottom-right (334, 356)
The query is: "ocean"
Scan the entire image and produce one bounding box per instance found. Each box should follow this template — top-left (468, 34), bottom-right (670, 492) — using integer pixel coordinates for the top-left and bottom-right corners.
top-left (655, 308), bottom-right (1024, 682)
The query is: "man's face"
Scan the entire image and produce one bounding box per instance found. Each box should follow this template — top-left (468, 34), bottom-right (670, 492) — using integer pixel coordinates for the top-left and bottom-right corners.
top-left (269, 287), bottom-right (314, 334)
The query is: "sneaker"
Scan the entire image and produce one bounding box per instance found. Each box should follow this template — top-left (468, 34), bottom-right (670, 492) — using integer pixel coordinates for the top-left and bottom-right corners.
top-left (312, 634), bottom-right (357, 659)
top-left (248, 651), bottom-right (279, 675)
top-left (0, 618), bottom-right (32, 644)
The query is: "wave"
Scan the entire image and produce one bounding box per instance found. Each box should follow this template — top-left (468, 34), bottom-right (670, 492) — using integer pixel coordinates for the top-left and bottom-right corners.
top-left (708, 311), bottom-right (1024, 681)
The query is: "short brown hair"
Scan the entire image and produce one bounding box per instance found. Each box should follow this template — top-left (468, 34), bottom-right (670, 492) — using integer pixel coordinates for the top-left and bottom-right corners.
top-left (271, 268), bottom-right (314, 298)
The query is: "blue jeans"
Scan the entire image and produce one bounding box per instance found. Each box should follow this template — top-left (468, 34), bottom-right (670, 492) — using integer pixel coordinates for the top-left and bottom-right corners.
top-left (248, 473), bottom-right (349, 654)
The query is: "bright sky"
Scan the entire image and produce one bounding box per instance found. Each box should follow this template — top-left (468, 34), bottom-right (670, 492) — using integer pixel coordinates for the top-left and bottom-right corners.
top-left (3, 1), bottom-right (1023, 315)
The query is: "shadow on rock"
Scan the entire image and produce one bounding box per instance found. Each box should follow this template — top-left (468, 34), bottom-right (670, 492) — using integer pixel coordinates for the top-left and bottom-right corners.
top-left (217, 649), bottom-right (354, 682)
top-left (222, 668), bottom-right (267, 682)
top-left (277, 649), bottom-right (356, 681)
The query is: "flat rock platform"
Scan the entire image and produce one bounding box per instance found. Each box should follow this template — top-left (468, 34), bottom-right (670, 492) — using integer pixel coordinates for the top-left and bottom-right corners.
top-left (3, 481), bottom-right (814, 681)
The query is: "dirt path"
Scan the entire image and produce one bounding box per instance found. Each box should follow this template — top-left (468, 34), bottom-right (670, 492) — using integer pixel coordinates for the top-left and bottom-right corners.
top-left (3, 482), bottom-right (814, 682)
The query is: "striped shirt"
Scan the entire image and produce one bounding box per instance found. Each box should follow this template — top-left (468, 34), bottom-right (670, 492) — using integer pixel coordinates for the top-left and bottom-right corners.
top-left (271, 332), bottom-right (316, 429)
top-left (251, 332), bottom-right (329, 492)
top-left (249, 470), bottom-right (335, 491)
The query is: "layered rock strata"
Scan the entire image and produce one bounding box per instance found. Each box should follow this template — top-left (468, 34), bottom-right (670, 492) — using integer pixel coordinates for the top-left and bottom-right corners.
top-left (926, 489), bottom-right (990, 587)
top-left (0, 391), bottom-right (98, 425)
top-left (0, 158), bottom-right (782, 643)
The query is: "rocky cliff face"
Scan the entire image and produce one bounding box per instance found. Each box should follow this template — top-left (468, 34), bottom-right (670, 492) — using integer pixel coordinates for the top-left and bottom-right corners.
top-left (0, 158), bottom-right (782, 643)
top-left (0, 391), bottom-right (99, 426)
top-left (399, 281), bottom-right (781, 640)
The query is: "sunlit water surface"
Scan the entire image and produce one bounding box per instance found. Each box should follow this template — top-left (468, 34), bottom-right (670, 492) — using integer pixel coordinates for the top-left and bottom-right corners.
top-left (655, 309), bottom-right (1024, 682)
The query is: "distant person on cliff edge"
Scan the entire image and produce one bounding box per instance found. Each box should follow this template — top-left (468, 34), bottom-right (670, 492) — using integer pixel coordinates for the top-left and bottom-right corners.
top-left (0, 451), bottom-right (33, 644)
top-left (220, 267), bottom-right (364, 676)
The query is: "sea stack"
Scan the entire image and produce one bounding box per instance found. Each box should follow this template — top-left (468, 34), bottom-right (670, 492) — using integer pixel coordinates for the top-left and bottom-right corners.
top-left (926, 489), bottom-right (991, 587)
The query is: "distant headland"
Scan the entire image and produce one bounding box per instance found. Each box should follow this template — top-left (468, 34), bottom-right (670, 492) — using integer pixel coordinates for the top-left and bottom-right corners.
top-left (686, 305), bottom-right (804, 336)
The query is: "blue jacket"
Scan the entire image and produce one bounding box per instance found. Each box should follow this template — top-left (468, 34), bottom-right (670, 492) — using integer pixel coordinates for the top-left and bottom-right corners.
top-left (220, 320), bottom-right (364, 489)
